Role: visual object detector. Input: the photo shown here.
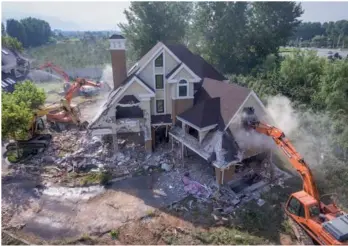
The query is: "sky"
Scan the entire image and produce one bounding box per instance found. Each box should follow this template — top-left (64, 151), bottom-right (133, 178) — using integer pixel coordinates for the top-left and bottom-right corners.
top-left (1, 1), bottom-right (348, 31)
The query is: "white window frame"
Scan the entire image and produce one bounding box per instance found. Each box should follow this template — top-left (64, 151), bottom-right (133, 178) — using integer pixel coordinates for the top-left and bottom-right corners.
top-left (154, 53), bottom-right (163, 68)
top-left (155, 99), bottom-right (165, 114)
top-left (153, 52), bottom-right (166, 115)
top-left (155, 74), bottom-right (164, 89)
top-left (177, 79), bottom-right (188, 98)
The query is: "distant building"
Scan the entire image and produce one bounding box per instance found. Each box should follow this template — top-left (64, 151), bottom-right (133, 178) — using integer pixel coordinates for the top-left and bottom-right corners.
top-left (1, 47), bottom-right (30, 92)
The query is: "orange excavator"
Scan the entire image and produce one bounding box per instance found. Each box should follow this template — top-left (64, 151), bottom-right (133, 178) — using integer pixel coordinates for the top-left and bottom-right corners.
top-left (38, 62), bottom-right (105, 96)
top-left (4, 78), bottom-right (101, 162)
top-left (46, 77), bottom-right (101, 130)
top-left (242, 107), bottom-right (348, 245)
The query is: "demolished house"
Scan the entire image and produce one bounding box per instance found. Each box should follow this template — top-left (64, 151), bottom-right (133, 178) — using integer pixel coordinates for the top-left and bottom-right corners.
top-left (89, 34), bottom-right (276, 185)
top-left (1, 47), bottom-right (30, 92)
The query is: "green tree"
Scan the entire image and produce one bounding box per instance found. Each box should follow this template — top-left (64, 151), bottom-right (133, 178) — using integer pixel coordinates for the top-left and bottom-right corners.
top-left (192, 1), bottom-right (302, 74)
top-left (311, 35), bottom-right (327, 48)
top-left (277, 50), bottom-right (326, 106)
top-left (119, 2), bottom-right (193, 58)
top-left (1, 81), bottom-right (46, 141)
top-left (6, 17), bottom-right (51, 48)
top-left (20, 17), bottom-right (51, 47)
top-left (2, 92), bottom-right (33, 140)
top-left (1, 35), bottom-right (24, 52)
top-left (2, 22), bottom-right (5, 36)
top-left (12, 80), bottom-right (46, 110)
top-left (6, 19), bottom-right (27, 46)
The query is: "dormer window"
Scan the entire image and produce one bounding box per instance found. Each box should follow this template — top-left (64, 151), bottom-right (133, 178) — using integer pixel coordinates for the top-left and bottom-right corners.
top-left (178, 79), bottom-right (188, 97)
top-left (155, 54), bottom-right (163, 67)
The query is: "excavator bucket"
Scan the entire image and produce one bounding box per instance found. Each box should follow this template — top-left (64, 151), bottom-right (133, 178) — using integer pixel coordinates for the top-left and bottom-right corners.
top-left (241, 107), bottom-right (259, 130)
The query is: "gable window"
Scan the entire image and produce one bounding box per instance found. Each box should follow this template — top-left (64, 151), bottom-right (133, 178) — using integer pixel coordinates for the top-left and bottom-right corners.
top-left (155, 74), bottom-right (164, 89)
top-left (155, 53), bottom-right (163, 67)
top-left (156, 99), bottom-right (164, 113)
top-left (178, 79), bottom-right (188, 97)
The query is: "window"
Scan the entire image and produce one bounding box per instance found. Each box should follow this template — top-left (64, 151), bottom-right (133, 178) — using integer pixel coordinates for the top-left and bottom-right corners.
top-left (178, 79), bottom-right (188, 97)
top-left (309, 205), bottom-right (320, 218)
top-left (287, 197), bottom-right (305, 218)
top-left (155, 54), bottom-right (163, 67)
top-left (155, 75), bottom-right (164, 89)
top-left (156, 100), bottom-right (164, 113)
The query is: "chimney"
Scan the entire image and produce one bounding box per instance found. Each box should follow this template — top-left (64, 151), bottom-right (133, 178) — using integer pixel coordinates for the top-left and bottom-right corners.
top-left (109, 34), bottom-right (127, 90)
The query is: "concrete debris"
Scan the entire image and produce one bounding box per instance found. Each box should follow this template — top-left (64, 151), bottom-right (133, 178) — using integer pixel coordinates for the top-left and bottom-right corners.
top-left (161, 163), bottom-right (173, 172)
top-left (257, 198), bottom-right (266, 207)
top-left (182, 174), bottom-right (211, 198)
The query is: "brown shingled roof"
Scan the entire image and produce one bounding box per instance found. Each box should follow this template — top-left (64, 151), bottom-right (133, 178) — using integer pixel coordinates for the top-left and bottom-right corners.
top-left (178, 97), bottom-right (220, 128)
top-left (195, 78), bottom-right (251, 128)
top-left (164, 43), bottom-right (226, 81)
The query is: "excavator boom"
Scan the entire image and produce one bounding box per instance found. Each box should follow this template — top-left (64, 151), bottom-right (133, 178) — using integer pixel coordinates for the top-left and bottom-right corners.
top-left (38, 62), bottom-right (70, 82)
top-left (244, 118), bottom-right (321, 202)
top-left (241, 107), bottom-right (348, 245)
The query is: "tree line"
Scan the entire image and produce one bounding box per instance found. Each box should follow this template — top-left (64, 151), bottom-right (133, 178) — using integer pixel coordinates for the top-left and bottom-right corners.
top-left (119, 2), bottom-right (303, 75)
top-left (4, 17), bottom-right (52, 48)
top-left (289, 20), bottom-right (348, 48)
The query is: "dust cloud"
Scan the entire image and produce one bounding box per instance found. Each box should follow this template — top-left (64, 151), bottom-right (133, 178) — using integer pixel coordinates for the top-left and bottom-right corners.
top-left (79, 64), bottom-right (113, 123)
top-left (235, 94), bottom-right (334, 168)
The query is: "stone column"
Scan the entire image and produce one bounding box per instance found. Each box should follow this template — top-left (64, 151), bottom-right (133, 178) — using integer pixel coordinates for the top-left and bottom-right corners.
top-left (145, 139), bottom-right (153, 153)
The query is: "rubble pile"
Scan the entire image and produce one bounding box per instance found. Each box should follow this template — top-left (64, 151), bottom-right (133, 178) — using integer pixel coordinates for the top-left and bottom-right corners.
top-left (36, 129), bottom-right (148, 178)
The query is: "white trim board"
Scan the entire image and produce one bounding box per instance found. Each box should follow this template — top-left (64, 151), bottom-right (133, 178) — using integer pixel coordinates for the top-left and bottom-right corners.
top-left (136, 42), bottom-right (181, 76)
top-left (169, 133), bottom-right (209, 160)
top-left (223, 90), bottom-right (272, 132)
top-left (167, 63), bottom-right (201, 82)
top-left (177, 116), bottom-right (218, 132)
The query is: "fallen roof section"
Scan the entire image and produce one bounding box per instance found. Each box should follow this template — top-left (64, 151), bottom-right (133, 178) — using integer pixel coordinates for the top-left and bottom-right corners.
top-left (169, 126), bottom-right (241, 168)
top-left (151, 114), bottom-right (172, 125)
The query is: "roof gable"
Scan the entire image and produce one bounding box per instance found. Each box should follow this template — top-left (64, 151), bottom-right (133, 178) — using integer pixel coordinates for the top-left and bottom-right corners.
top-left (164, 43), bottom-right (226, 81)
top-left (167, 63), bottom-right (201, 82)
top-left (133, 42), bottom-right (226, 83)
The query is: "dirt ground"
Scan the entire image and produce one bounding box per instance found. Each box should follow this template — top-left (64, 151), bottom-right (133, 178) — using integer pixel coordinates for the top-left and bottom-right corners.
top-left (2, 158), bottom-right (301, 245)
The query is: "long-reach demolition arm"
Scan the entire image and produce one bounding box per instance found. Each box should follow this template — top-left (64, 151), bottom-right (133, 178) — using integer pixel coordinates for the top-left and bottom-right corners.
top-left (38, 62), bottom-right (70, 82)
top-left (242, 107), bottom-right (321, 203)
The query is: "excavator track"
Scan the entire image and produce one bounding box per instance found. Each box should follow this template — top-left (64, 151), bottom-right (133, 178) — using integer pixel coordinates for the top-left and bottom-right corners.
top-left (287, 216), bottom-right (314, 245)
top-left (4, 134), bottom-right (52, 163)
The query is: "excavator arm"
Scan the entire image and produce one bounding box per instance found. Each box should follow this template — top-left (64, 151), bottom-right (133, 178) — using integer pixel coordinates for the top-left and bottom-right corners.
top-left (242, 107), bottom-right (321, 203)
top-left (64, 78), bottom-right (101, 104)
top-left (38, 62), bottom-right (70, 82)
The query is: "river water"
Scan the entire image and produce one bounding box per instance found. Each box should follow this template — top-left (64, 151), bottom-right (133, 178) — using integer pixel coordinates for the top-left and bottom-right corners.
top-left (282, 47), bottom-right (348, 58)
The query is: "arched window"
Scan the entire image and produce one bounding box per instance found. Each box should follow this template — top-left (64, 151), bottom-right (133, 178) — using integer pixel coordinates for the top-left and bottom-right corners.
top-left (178, 79), bottom-right (188, 97)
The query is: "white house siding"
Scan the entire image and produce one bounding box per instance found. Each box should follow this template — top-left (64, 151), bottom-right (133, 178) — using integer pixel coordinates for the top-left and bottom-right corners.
top-left (166, 83), bottom-right (173, 114)
top-left (123, 81), bottom-right (150, 96)
top-left (164, 49), bottom-right (179, 75)
top-left (138, 61), bottom-right (154, 88)
top-left (172, 67), bottom-right (195, 81)
top-left (155, 90), bottom-right (165, 99)
top-left (188, 82), bottom-right (194, 97)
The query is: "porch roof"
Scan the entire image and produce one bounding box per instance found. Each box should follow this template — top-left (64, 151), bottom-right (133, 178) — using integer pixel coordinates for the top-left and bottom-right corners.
top-left (169, 126), bottom-right (242, 168)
